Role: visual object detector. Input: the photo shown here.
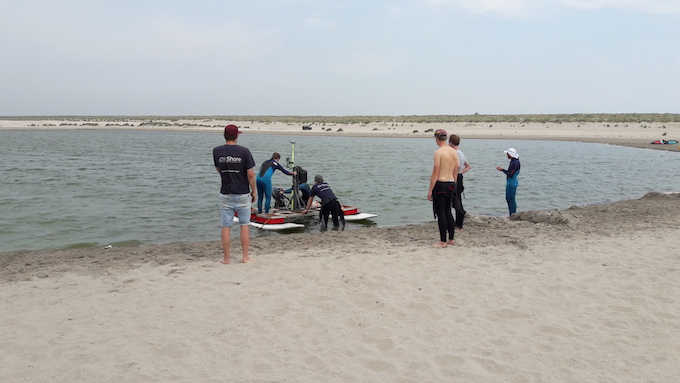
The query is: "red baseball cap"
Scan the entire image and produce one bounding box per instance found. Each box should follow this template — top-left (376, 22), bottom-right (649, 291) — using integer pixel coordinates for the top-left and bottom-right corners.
top-left (224, 124), bottom-right (242, 135)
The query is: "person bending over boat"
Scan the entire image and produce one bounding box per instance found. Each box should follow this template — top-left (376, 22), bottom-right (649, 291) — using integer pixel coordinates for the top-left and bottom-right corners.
top-left (302, 175), bottom-right (345, 230)
top-left (428, 129), bottom-right (459, 248)
top-left (256, 152), bottom-right (296, 214)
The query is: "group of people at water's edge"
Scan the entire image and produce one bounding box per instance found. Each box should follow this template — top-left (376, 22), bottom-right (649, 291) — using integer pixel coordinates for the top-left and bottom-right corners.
top-left (213, 125), bottom-right (520, 262)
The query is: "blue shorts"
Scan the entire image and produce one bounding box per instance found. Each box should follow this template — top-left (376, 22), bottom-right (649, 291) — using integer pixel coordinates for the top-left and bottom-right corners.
top-left (219, 193), bottom-right (252, 227)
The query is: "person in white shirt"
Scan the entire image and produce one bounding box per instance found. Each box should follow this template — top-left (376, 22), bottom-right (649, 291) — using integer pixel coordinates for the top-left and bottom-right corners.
top-left (448, 134), bottom-right (471, 231)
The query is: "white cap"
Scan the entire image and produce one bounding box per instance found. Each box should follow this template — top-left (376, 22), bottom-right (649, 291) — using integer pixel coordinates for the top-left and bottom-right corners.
top-left (504, 148), bottom-right (519, 159)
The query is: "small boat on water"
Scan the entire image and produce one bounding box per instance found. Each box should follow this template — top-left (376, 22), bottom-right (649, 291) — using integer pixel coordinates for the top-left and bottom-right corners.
top-left (247, 205), bottom-right (377, 231)
top-left (651, 139), bottom-right (678, 144)
top-left (237, 141), bottom-right (378, 231)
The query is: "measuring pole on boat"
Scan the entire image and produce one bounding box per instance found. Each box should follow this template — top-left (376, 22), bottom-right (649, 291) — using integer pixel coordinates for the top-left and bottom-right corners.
top-left (286, 141), bottom-right (297, 169)
top-left (286, 141), bottom-right (306, 210)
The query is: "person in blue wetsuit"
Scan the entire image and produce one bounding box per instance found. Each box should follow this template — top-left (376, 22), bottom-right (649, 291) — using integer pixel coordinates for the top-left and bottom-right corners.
top-left (256, 153), bottom-right (295, 214)
top-left (496, 148), bottom-right (521, 217)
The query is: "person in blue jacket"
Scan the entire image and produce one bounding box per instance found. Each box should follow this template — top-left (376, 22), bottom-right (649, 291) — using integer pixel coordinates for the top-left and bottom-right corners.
top-left (496, 148), bottom-right (521, 217)
top-left (284, 182), bottom-right (310, 202)
top-left (256, 153), bottom-right (295, 214)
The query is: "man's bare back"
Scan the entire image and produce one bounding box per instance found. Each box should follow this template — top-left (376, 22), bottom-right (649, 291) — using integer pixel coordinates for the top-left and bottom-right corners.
top-left (428, 132), bottom-right (460, 248)
top-left (428, 137), bottom-right (460, 202)
top-left (434, 145), bottom-right (459, 182)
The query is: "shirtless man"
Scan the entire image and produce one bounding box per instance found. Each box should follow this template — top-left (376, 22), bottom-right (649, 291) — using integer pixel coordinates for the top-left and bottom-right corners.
top-left (428, 129), bottom-right (459, 248)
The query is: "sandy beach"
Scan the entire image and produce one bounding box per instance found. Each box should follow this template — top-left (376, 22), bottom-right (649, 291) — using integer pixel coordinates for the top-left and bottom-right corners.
top-left (2, 117), bottom-right (680, 382)
top-left (2, 192), bottom-right (680, 382)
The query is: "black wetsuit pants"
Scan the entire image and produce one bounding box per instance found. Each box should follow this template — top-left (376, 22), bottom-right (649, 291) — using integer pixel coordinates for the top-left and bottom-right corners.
top-left (320, 199), bottom-right (345, 228)
top-left (451, 174), bottom-right (466, 229)
top-left (433, 181), bottom-right (455, 243)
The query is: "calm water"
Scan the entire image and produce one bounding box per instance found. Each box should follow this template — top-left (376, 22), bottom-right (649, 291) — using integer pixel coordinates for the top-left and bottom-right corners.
top-left (2, 130), bottom-right (680, 252)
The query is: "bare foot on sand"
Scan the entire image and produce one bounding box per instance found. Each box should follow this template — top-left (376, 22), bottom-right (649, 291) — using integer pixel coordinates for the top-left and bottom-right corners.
top-left (447, 240), bottom-right (455, 246)
top-left (242, 257), bottom-right (253, 263)
top-left (431, 242), bottom-right (447, 248)
top-left (221, 258), bottom-right (230, 264)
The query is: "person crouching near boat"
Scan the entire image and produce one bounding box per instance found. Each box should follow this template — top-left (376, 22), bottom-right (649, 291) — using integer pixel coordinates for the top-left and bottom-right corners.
top-left (302, 175), bottom-right (345, 230)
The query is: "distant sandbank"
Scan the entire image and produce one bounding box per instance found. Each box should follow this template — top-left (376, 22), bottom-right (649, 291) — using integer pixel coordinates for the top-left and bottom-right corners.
top-left (1, 115), bottom-right (679, 151)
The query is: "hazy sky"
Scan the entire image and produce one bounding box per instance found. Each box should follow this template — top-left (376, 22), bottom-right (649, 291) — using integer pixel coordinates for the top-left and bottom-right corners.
top-left (1, 0), bottom-right (678, 116)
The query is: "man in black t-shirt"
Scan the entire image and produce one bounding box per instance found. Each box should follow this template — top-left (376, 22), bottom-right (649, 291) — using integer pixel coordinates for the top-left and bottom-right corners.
top-left (212, 125), bottom-right (256, 264)
top-left (302, 174), bottom-right (345, 230)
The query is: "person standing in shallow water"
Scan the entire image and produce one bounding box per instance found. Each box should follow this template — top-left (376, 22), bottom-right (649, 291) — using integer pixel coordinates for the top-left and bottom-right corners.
top-left (428, 129), bottom-right (459, 248)
top-left (213, 125), bottom-right (257, 264)
top-left (496, 148), bottom-right (521, 217)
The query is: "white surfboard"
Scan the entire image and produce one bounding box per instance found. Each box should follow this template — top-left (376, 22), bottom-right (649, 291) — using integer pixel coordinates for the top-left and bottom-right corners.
top-left (249, 222), bottom-right (305, 230)
top-left (344, 212), bottom-right (378, 221)
top-left (234, 217), bottom-right (304, 230)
